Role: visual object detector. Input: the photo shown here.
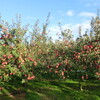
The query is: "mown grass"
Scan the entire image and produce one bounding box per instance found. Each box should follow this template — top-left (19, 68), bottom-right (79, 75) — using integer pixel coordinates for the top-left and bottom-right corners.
top-left (0, 79), bottom-right (100, 100)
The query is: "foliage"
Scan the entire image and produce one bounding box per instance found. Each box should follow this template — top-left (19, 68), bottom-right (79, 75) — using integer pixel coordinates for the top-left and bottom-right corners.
top-left (0, 13), bottom-right (100, 92)
top-left (0, 80), bottom-right (100, 100)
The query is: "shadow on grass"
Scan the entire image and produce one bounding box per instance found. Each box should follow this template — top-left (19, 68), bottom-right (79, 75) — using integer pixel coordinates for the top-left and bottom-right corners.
top-left (26, 83), bottom-right (71, 100)
top-left (0, 80), bottom-right (100, 100)
top-left (26, 80), bottom-right (100, 100)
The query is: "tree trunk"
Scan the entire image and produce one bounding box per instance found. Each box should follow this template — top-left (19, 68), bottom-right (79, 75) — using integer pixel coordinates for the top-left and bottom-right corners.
top-left (78, 78), bottom-right (83, 91)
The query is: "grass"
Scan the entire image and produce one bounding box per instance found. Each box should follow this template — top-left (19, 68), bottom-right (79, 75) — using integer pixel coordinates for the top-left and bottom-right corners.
top-left (0, 79), bottom-right (100, 100)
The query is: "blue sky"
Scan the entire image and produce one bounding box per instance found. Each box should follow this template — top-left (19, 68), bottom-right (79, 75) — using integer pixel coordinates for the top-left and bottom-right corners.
top-left (0, 0), bottom-right (100, 40)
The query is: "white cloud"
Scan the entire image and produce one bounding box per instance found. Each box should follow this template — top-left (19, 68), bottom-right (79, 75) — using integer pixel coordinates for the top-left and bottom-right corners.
top-left (66, 10), bottom-right (74, 16)
top-left (79, 12), bottom-right (96, 17)
top-left (48, 24), bottom-right (71, 35)
top-left (48, 20), bottom-right (91, 41)
top-left (71, 20), bottom-right (91, 36)
top-left (49, 26), bottom-right (60, 34)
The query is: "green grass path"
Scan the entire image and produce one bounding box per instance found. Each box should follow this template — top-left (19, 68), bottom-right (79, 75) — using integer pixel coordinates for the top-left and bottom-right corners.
top-left (0, 80), bottom-right (100, 100)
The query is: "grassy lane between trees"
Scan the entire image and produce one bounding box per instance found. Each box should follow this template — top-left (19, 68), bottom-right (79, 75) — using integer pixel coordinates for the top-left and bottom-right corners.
top-left (0, 80), bottom-right (100, 100)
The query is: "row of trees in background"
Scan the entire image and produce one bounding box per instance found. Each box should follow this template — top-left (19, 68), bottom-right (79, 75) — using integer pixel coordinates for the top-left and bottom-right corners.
top-left (0, 12), bottom-right (100, 90)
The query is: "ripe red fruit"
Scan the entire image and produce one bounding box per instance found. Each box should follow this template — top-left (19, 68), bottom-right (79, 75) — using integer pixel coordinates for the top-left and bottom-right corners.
top-left (18, 65), bottom-right (21, 68)
top-left (3, 55), bottom-right (7, 58)
top-left (27, 77), bottom-right (31, 80)
top-left (0, 76), bottom-right (2, 79)
top-left (31, 76), bottom-right (35, 79)
top-left (34, 61), bottom-right (37, 66)
top-left (0, 87), bottom-right (3, 90)
top-left (8, 54), bottom-right (13, 59)
top-left (2, 44), bottom-right (7, 46)
top-left (2, 62), bottom-right (8, 65)
top-left (63, 76), bottom-right (65, 79)
top-left (27, 75), bottom-right (35, 80)
top-left (96, 72), bottom-right (100, 76)
top-left (61, 71), bottom-right (64, 76)
top-left (88, 45), bottom-right (93, 48)
top-left (82, 75), bottom-right (84, 79)
top-left (24, 74), bottom-right (27, 77)
top-left (10, 73), bottom-right (13, 75)
top-left (28, 57), bottom-right (33, 61)
top-left (86, 75), bottom-right (88, 79)
top-left (55, 70), bottom-right (58, 73)
top-left (96, 65), bottom-right (100, 69)
top-left (56, 65), bottom-right (59, 68)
